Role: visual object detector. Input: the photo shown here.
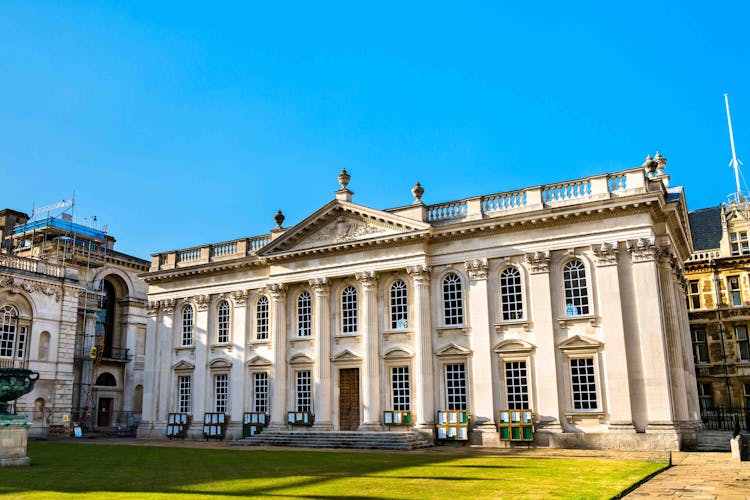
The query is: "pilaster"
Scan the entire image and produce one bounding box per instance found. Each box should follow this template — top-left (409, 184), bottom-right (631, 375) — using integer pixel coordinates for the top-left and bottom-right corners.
top-left (230, 291), bottom-right (248, 423)
top-left (158, 299), bottom-right (175, 422)
top-left (193, 296), bottom-right (209, 415)
top-left (356, 271), bottom-right (381, 430)
top-left (268, 284), bottom-right (288, 428)
top-left (309, 278), bottom-right (333, 430)
top-left (406, 265), bottom-right (434, 429)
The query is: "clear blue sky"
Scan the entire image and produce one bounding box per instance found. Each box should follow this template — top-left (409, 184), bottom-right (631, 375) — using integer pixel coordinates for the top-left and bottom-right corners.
top-left (1, 2), bottom-right (748, 258)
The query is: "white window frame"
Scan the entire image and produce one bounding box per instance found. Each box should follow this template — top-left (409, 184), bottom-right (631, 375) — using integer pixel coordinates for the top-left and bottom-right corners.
top-left (341, 285), bottom-right (358, 334)
top-left (503, 359), bottom-right (530, 410)
top-left (213, 373), bottom-right (229, 413)
top-left (255, 295), bottom-right (269, 341)
top-left (444, 363), bottom-right (469, 411)
top-left (569, 356), bottom-right (599, 411)
top-left (730, 231), bottom-right (749, 256)
top-left (297, 291), bottom-right (312, 338)
top-left (688, 280), bottom-right (701, 310)
top-left (736, 325), bottom-right (750, 362)
top-left (390, 365), bottom-right (411, 411)
top-left (181, 304), bottom-right (194, 347)
top-left (442, 273), bottom-right (464, 326)
top-left (216, 300), bottom-right (231, 345)
top-left (177, 375), bottom-right (192, 414)
top-left (295, 370), bottom-right (312, 412)
top-left (499, 266), bottom-right (525, 322)
top-left (389, 280), bottom-right (409, 330)
top-left (252, 371), bottom-right (269, 414)
top-left (0, 305), bottom-right (19, 358)
top-left (562, 258), bottom-right (593, 317)
top-left (728, 276), bottom-right (742, 307)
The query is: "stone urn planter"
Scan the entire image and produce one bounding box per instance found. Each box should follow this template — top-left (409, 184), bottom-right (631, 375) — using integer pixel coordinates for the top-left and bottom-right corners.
top-left (0, 368), bottom-right (39, 467)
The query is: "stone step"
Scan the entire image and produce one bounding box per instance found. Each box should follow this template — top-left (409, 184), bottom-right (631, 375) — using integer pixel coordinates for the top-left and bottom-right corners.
top-left (692, 431), bottom-right (733, 452)
top-left (233, 430), bottom-right (434, 450)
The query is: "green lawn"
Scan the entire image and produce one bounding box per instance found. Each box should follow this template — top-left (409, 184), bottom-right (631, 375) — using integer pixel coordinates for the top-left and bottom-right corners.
top-left (0, 442), bottom-right (666, 499)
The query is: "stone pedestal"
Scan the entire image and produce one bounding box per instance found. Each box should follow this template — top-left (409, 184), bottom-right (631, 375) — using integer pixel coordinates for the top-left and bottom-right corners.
top-left (0, 422), bottom-right (31, 467)
top-left (470, 423), bottom-right (501, 447)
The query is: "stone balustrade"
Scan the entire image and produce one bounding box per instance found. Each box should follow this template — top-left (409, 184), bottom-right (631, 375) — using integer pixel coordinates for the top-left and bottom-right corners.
top-left (0, 254), bottom-right (65, 278)
top-left (152, 234), bottom-right (272, 271)
top-left (688, 250), bottom-right (721, 262)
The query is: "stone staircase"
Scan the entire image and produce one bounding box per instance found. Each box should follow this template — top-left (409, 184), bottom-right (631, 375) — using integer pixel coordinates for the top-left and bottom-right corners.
top-left (692, 431), bottom-right (732, 452)
top-left (233, 430), bottom-right (434, 450)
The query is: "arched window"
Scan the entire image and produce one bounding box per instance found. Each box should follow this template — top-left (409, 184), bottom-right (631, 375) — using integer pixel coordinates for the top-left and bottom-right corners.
top-left (181, 304), bottom-right (194, 346)
top-left (217, 300), bottom-right (230, 344)
top-left (95, 372), bottom-right (117, 387)
top-left (99, 280), bottom-right (116, 357)
top-left (563, 259), bottom-right (590, 316)
top-left (297, 291), bottom-right (312, 337)
top-left (256, 296), bottom-right (269, 340)
top-left (341, 286), bottom-right (358, 334)
top-left (442, 273), bottom-right (463, 326)
top-left (500, 267), bottom-right (524, 320)
top-left (390, 280), bottom-right (408, 330)
top-left (0, 305), bottom-right (18, 358)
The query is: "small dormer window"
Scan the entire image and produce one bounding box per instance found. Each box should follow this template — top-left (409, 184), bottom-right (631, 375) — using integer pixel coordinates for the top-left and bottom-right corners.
top-left (731, 231), bottom-right (749, 256)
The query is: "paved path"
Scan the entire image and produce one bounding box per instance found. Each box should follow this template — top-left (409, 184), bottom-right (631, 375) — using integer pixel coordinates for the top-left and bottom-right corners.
top-left (625, 452), bottom-right (750, 499)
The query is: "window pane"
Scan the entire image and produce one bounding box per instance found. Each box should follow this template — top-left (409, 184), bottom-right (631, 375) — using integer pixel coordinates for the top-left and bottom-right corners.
top-left (342, 286), bottom-right (358, 333)
top-left (391, 366), bottom-right (411, 411)
top-left (217, 301), bottom-right (230, 344)
top-left (182, 305), bottom-right (194, 347)
top-left (214, 374), bottom-right (229, 413)
top-left (0, 305), bottom-right (18, 358)
top-left (505, 361), bottom-right (529, 409)
top-left (297, 292), bottom-right (312, 337)
top-left (256, 296), bottom-right (269, 340)
top-left (570, 358), bottom-right (597, 410)
top-left (445, 363), bottom-right (468, 410)
top-left (253, 372), bottom-right (269, 413)
top-left (563, 260), bottom-right (590, 316)
top-left (442, 274), bottom-right (464, 325)
top-left (296, 370), bottom-right (312, 412)
top-left (178, 376), bottom-right (192, 413)
top-left (390, 280), bottom-right (408, 330)
top-left (500, 267), bottom-right (524, 320)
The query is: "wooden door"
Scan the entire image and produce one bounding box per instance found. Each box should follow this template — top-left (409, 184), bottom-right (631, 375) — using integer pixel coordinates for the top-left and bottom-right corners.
top-left (97, 398), bottom-right (113, 427)
top-left (339, 368), bottom-right (360, 431)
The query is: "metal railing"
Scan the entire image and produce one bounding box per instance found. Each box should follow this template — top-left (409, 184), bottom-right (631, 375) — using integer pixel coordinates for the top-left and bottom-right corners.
top-left (700, 406), bottom-right (750, 431)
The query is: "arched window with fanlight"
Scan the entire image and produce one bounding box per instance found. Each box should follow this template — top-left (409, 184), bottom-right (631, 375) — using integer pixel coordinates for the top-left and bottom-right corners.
top-left (499, 267), bottom-right (524, 321)
top-left (341, 286), bottom-right (358, 334)
top-left (297, 291), bottom-right (312, 337)
top-left (563, 259), bottom-right (590, 316)
top-left (0, 305), bottom-right (28, 363)
top-left (442, 273), bottom-right (464, 326)
top-left (256, 295), bottom-right (269, 340)
top-left (181, 304), bottom-right (194, 346)
top-left (217, 300), bottom-right (231, 344)
top-left (390, 280), bottom-right (408, 330)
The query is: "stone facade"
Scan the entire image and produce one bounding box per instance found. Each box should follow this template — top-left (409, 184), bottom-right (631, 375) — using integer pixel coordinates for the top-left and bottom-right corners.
top-left (139, 156), bottom-right (701, 450)
top-left (685, 201), bottom-right (750, 414)
top-left (0, 210), bottom-right (149, 435)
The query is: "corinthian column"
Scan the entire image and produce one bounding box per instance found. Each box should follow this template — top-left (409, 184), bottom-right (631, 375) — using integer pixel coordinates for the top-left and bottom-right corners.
top-left (407, 265), bottom-right (434, 431)
top-left (310, 278), bottom-right (333, 430)
top-left (356, 271), bottom-right (381, 430)
top-left (268, 284), bottom-right (288, 429)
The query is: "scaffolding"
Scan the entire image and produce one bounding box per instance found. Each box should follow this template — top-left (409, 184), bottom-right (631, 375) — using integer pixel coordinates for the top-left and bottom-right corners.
top-left (11, 198), bottom-right (110, 431)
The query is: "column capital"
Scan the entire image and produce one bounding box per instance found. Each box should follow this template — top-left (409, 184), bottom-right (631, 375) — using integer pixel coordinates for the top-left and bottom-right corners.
top-left (355, 270), bottom-right (378, 289)
top-left (406, 265), bottom-right (431, 284)
top-left (626, 237), bottom-right (657, 262)
top-left (230, 290), bottom-right (249, 307)
top-left (308, 277), bottom-right (330, 296)
top-left (591, 242), bottom-right (619, 266)
top-left (267, 283), bottom-right (287, 300)
top-left (525, 250), bottom-right (551, 274)
top-left (194, 294), bottom-right (210, 312)
top-left (464, 258), bottom-right (489, 280)
top-left (159, 298), bottom-right (175, 314)
top-left (146, 301), bottom-right (160, 317)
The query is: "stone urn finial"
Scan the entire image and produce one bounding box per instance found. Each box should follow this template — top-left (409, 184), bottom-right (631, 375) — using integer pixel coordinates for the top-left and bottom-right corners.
top-left (642, 154), bottom-right (657, 175)
top-left (655, 151), bottom-right (667, 175)
top-left (412, 181), bottom-right (424, 204)
top-left (338, 169), bottom-right (351, 190)
top-left (274, 210), bottom-right (285, 229)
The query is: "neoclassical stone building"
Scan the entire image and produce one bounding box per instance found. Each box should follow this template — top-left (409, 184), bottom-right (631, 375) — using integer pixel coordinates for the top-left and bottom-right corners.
top-left (0, 208), bottom-right (149, 435)
top-left (139, 155), bottom-right (700, 450)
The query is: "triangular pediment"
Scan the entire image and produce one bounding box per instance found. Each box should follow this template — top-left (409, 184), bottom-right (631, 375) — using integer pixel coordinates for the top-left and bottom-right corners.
top-left (171, 360), bottom-right (195, 371)
top-left (493, 339), bottom-right (536, 355)
top-left (435, 343), bottom-right (472, 357)
top-left (331, 349), bottom-right (362, 362)
top-left (558, 335), bottom-right (603, 351)
top-left (246, 355), bottom-right (272, 367)
top-left (259, 200), bottom-right (430, 256)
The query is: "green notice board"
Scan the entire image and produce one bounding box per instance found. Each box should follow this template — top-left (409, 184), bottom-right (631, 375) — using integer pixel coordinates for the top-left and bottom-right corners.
top-left (497, 409), bottom-right (534, 442)
top-left (383, 410), bottom-right (412, 427)
top-left (436, 410), bottom-right (470, 440)
top-left (243, 412), bottom-right (269, 437)
top-left (166, 413), bottom-right (190, 439)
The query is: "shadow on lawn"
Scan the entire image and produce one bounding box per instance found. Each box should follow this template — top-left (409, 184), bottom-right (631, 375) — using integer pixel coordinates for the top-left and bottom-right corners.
top-left (0, 441), bottom-right (482, 498)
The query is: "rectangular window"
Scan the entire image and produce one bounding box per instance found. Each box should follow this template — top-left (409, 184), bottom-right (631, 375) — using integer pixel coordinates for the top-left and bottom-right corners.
top-left (691, 328), bottom-right (709, 364)
top-left (731, 231), bottom-right (749, 256)
top-left (504, 361), bottom-right (529, 409)
top-left (0, 326), bottom-right (14, 358)
top-left (729, 276), bottom-right (742, 306)
top-left (688, 280), bottom-right (701, 310)
top-left (698, 382), bottom-right (714, 412)
top-left (391, 366), bottom-right (411, 411)
top-left (16, 326), bottom-right (27, 359)
top-left (570, 357), bottom-right (598, 411)
top-left (744, 382), bottom-right (750, 408)
top-left (214, 374), bottom-right (229, 413)
top-left (177, 375), bottom-right (192, 413)
top-left (445, 363), bottom-right (468, 410)
top-left (296, 370), bottom-right (312, 412)
top-left (736, 326), bottom-right (750, 362)
top-left (253, 372), bottom-right (269, 413)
